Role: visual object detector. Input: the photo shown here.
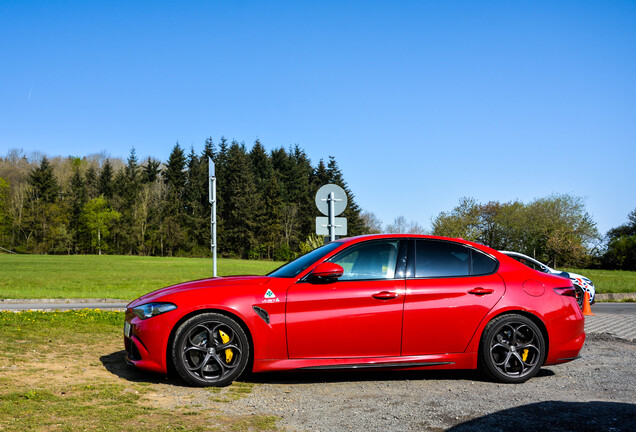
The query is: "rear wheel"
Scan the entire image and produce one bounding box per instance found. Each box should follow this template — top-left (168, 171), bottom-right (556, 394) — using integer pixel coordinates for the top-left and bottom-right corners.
top-left (480, 314), bottom-right (545, 383)
top-left (172, 313), bottom-right (249, 387)
top-left (573, 285), bottom-right (585, 309)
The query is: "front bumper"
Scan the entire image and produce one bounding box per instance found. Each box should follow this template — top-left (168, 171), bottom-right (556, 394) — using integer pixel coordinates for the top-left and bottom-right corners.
top-left (123, 308), bottom-right (172, 374)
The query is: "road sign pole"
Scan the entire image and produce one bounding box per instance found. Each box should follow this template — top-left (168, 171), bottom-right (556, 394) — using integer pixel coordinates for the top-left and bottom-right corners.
top-left (209, 157), bottom-right (217, 278)
top-left (329, 191), bottom-right (335, 242)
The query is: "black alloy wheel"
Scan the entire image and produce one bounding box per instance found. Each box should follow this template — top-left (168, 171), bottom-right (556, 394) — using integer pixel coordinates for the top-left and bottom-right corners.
top-left (480, 314), bottom-right (545, 383)
top-left (172, 313), bottom-right (249, 387)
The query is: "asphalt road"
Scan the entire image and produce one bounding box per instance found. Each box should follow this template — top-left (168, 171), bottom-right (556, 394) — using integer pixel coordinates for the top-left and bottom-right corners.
top-left (591, 303), bottom-right (636, 315)
top-left (1, 301), bottom-right (635, 314)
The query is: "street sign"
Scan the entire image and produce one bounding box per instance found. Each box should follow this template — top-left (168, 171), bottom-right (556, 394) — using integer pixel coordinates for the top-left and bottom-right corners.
top-left (315, 184), bottom-right (347, 216)
top-left (315, 183), bottom-right (348, 241)
top-left (316, 217), bottom-right (347, 236)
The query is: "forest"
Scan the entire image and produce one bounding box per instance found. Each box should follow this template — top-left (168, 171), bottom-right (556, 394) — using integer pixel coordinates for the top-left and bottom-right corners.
top-left (0, 138), bottom-right (366, 259)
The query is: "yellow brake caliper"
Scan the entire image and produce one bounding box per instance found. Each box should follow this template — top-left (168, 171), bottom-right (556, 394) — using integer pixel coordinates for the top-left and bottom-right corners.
top-left (219, 330), bottom-right (233, 364)
top-left (522, 349), bottom-right (529, 362)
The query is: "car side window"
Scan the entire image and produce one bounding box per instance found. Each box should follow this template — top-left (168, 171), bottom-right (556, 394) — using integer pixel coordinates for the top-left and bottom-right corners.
top-left (471, 249), bottom-right (498, 275)
top-left (415, 240), bottom-right (469, 278)
top-left (331, 240), bottom-right (400, 281)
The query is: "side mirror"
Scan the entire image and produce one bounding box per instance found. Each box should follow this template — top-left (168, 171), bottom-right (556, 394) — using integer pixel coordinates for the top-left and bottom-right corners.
top-left (309, 262), bottom-right (344, 281)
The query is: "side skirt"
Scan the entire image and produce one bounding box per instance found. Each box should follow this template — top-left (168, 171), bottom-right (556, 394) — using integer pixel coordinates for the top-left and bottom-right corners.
top-left (252, 353), bottom-right (476, 373)
top-left (299, 361), bottom-right (454, 370)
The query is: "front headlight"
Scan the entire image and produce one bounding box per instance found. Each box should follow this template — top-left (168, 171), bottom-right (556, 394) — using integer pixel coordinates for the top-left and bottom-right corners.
top-left (132, 302), bottom-right (177, 320)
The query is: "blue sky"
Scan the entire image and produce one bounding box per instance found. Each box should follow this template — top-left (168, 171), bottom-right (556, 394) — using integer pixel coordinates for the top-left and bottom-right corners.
top-left (1, 1), bottom-right (635, 235)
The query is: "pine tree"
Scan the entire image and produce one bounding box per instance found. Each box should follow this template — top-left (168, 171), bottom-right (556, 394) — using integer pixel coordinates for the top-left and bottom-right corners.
top-left (312, 159), bottom-right (330, 188)
top-left (164, 143), bottom-right (187, 192)
top-left (85, 165), bottom-right (99, 200)
top-left (25, 157), bottom-right (63, 252)
top-left (263, 173), bottom-right (283, 259)
top-left (98, 159), bottom-right (114, 198)
top-left (29, 157), bottom-right (60, 204)
top-left (289, 145), bottom-right (314, 243)
top-left (203, 137), bottom-right (216, 161)
top-left (162, 143), bottom-right (187, 255)
top-left (249, 140), bottom-right (274, 255)
top-left (214, 137), bottom-right (230, 254)
top-left (68, 166), bottom-right (87, 252)
top-left (223, 142), bottom-right (258, 258)
top-left (125, 148), bottom-right (141, 196)
top-left (184, 146), bottom-right (208, 253)
top-left (142, 158), bottom-right (161, 184)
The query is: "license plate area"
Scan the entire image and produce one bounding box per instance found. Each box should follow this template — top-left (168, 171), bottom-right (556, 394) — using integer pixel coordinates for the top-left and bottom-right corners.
top-left (124, 321), bottom-right (132, 338)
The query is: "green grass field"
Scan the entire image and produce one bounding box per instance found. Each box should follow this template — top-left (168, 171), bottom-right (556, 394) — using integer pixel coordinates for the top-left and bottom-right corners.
top-left (0, 254), bottom-right (634, 300)
top-left (562, 268), bottom-right (636, 294)
top-left (0, 255), bottom-right (284, 300)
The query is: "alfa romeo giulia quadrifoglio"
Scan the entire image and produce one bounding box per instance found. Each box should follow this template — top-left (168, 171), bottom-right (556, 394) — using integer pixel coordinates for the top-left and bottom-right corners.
top-left (123, 235), bottom-right (585, 386)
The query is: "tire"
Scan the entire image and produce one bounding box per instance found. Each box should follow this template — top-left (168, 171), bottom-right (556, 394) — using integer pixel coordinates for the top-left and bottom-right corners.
top-left (573, 285), bottom-right (585, 310)
top-left (172, 313), bottom-right (250, 387)
top-left (479, 314), bottom-right (545, 383)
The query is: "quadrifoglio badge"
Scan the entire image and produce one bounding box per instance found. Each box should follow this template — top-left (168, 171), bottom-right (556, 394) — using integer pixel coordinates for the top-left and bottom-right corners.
top-left (263, 289), bottom-right (279, 303)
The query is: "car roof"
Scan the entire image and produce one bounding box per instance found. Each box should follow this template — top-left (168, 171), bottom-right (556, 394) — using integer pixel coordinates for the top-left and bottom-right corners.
top-left (339, 234), bottom-right (498, 254)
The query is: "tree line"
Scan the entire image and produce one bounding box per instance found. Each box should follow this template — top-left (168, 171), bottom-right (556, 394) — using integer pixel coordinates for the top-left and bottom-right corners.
top-left (0, 141), bottom-right (632, 269)
top-left (430, 196), bottom-right (634, 269)
top-left (0, 139), bottom-right (366, 259)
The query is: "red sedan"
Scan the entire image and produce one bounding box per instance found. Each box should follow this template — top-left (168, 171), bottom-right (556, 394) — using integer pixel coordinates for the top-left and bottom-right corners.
top-left (124, 234), bottom-right (585, 386)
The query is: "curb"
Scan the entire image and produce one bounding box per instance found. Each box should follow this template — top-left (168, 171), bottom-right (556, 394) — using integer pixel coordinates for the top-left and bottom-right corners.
top-left (0, 298), bottom-right (128, 304)
top-left (595, 293), bottom-right (636, 302)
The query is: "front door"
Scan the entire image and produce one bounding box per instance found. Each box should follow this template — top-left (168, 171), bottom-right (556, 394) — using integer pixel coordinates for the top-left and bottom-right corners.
top-left (286, 239), bottom-right (406, 359)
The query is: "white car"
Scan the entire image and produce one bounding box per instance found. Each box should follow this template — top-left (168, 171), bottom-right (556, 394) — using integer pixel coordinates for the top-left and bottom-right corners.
top-left (500, 251), bottom-right (595, 307)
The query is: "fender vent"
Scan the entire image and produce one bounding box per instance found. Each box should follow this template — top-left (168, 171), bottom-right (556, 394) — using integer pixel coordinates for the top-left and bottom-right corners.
top-left (252, 306), bottom-right (270, 324)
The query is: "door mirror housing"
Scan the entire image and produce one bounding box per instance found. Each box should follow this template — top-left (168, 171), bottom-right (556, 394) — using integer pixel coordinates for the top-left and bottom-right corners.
top-left (309, 262), bottom-right (344, 281)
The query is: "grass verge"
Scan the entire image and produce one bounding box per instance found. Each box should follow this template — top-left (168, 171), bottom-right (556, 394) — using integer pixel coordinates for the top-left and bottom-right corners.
top-left (0, 255), bottom-right (284, 299)
top-left (561, 268), bottom-right (636, 293)
top-left (0, 310), bottom-right (279, 431)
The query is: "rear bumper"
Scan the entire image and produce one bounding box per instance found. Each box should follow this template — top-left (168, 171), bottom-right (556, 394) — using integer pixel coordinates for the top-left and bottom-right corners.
top-left (544, 302), bottom-right (586, 365)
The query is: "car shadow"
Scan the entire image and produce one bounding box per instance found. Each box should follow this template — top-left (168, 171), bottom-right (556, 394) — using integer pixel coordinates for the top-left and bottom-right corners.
top-left (99, 350), bottom-right (182, 385)
top-left (100, 349), bottom-right (554, 386)
top-left (447, 400), bottom-right (636, 432)
top-left (244, 367), bottom-right (554, 385)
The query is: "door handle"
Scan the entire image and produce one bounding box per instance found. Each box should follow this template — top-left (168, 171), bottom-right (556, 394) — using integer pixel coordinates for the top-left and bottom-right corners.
top-left (372, 291), bottom-right (399, 300)
top-left (468, 287), bottom-right (494, 295)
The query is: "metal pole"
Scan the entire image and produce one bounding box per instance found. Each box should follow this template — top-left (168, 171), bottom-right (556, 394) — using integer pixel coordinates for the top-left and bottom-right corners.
top-left (329, 191), bottom-right (335, 242)
top-left (212, 177), bottom-right (217, 277)
top-left (209, 157), bottom-right (217, 278)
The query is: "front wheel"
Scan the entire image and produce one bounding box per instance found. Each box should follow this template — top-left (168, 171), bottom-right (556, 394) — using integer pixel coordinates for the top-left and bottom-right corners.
top-left (480, 314), bottom-right (545, 383)
top-left (172, 313), bottom-right (250, 387)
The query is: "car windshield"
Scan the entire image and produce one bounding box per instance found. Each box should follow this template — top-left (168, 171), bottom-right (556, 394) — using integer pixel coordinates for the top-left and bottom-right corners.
top-left (267, 242), bottom-right (343, 278)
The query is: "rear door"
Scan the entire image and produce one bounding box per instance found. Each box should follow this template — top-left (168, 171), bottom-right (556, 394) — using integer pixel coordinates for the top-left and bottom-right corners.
top-left (402, 239), bottom-right (505, 355)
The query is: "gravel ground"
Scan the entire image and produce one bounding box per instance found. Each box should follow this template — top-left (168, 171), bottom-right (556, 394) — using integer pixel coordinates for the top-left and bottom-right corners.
top-left (219, 334), bottom-right (636, 431)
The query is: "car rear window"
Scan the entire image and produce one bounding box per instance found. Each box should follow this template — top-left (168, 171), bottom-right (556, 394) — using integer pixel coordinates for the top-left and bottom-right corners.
top-left (471, 249), bottom-right (498, 275)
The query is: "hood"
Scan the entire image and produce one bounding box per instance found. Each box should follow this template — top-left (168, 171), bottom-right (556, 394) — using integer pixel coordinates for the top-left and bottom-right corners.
top-left (127, 275), bottom-right (271, 307)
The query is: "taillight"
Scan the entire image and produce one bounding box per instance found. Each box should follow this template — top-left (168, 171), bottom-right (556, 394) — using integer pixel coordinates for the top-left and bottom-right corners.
top-left (553, 287), bottom-right (576, 298)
